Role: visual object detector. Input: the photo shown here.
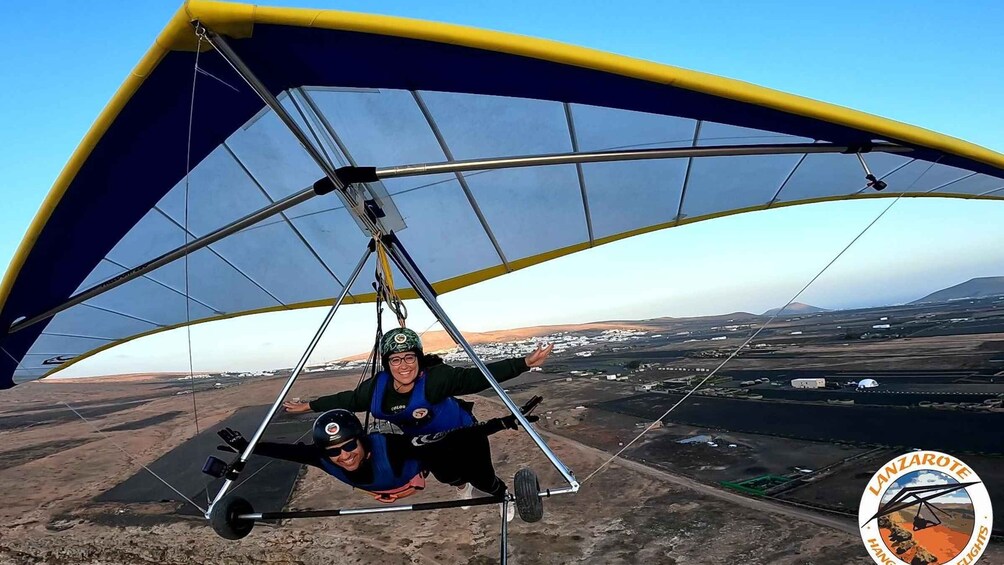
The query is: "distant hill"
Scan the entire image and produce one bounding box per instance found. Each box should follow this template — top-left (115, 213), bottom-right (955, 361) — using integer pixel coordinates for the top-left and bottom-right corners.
top-left (761, 302), bottom-right (828, 316)
top-left (911, 276), bottom-right (1004, 304)
top-left (339, 311), bottom-right (783, 361)
top-left (338, 310), bottom-right (785, 362)
top-left (689, 311), bottom-right (761, 322)
top-left (339, 321), bottom-right (655, 361)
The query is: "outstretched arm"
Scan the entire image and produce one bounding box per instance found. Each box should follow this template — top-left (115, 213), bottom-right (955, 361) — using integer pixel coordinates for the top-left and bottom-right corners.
top-left (283, 377), bottom-right (377, 413)
top-left (425, 344), bottom-right (554, 400)
top-left (217, 428), bottom-right (322, 468)
top-left (253, 442), bottom-right (323, 468)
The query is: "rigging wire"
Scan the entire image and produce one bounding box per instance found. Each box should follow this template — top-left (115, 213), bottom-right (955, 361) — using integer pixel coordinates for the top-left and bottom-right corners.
top-left (581, 191), bottom-right (910, 485)
top-left (229, 427), bottom-right (313, 496)
top-left (1, 342), bottom-right (209, 513)
top-left (62, 401), bottom-right (208, 514)
top-left (183, 31), bottom-right (206, 438)
top-left (357, 257), bottom-right (386, 434)
top-left (375, 238), bottom-right (408, 327)
top-left (0, 345), bottom-right (28, 380)
top-left (357, 235), bottom-right (411, 433)
top-left (359, 330), bottom-right (379, 433)
top-left (185, 30), bottom-right (217, 506)
top-left (416, 317), bottom-right (443, 341)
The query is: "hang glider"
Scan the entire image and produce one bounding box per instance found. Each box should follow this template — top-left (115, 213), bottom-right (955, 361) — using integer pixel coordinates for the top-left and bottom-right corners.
top-left (3, 0), bottom-right (1004, 389)
top-left (863, 480), bottom-right (980, 530)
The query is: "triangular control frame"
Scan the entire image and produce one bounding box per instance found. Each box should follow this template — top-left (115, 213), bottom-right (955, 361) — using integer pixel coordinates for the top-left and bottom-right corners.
top-left (189, 23), bottom-right (577, 562)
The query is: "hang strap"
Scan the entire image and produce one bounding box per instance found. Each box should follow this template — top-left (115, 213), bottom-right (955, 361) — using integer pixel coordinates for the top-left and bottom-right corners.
top-left (374, 237), bottom-right (407, 327)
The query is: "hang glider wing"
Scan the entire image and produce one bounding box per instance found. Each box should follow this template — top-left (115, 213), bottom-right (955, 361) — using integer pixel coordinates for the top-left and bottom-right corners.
top-left (3, 0), bottom-right (1004, 387)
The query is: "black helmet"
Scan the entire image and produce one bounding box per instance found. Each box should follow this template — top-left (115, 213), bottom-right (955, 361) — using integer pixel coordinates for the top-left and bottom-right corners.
top-left (312, 410), bottom-right (364, 448)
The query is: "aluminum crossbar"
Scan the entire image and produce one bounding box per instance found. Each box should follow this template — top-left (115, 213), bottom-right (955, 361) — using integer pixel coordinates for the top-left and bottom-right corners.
top-left (197, 23), bottom-right (389, 237)
top-left (374, 142), bottom-right (912, 180)
top-left (8, 186), bottom-right (319, 335)
top-left (236, 484), bottom-right (574, 521)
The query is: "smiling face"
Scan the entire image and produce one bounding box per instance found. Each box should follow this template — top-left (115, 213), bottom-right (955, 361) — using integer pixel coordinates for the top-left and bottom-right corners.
top-left (326, 437), bottom-right (367, 472)
top-left (387, 352), bottom-right (420, 391)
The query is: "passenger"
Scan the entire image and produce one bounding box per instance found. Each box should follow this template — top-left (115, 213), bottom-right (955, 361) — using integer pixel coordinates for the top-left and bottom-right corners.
top-left (217, 398), bottom-right (542, 519)
top-left (283, 327), bottom-right (553, 436)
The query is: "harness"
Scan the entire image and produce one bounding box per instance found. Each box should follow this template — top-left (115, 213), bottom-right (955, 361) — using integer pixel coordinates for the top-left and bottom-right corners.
top-left (319, 434), bottom-right (427, 503)
top-left (370, 370), bottom-right (475, 435)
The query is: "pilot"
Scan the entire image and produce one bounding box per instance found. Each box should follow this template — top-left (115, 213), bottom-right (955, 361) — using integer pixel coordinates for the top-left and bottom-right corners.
top-left (217, 398), bottom-right (542, 521)
top-left (283, 327), bottom-right (552, 436)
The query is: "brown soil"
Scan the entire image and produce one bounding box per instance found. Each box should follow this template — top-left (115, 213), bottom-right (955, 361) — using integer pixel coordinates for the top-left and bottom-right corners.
top-left (0, 369), bottom-right (998, 564)
top-left (45, 373), bottom-right (197, 384)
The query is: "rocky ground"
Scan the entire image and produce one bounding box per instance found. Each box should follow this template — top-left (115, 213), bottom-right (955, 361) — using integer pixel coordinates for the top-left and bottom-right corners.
top-left (0, 374), bottom-right (999, 564)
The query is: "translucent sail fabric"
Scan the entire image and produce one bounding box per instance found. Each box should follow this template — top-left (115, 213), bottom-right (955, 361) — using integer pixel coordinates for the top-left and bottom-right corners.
top-left (2, 2), bottom-right (1003, 387)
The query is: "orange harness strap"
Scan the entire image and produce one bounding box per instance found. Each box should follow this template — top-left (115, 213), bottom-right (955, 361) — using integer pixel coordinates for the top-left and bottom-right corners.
top-left (369, 471), bottom-right (428, 503)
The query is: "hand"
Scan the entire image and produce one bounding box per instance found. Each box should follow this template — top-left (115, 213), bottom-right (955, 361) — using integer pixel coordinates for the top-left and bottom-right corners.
top-left (524, 343), bottom-right (553, 368)
top-left (501, 396), bottom-right (544, 430)
top-left (501, 413), bottom-right (540, 430)
top-left (283, 399), bottom-right (313, 414)
top-left (217, 428), bottom-right (249, 452)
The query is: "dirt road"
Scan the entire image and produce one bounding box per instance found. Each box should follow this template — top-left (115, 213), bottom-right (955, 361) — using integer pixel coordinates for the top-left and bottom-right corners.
top-left (538, 426), bottom-right (861, 536)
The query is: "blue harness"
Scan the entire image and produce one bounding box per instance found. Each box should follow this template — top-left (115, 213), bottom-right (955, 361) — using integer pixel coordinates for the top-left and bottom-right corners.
top-left (370, 370), bottom-right (475, 435)
top-left (318, 434), bottom-right (423, 493)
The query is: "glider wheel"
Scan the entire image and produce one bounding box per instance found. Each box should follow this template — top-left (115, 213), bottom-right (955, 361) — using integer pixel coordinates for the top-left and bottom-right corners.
top-left (210, 496), bottom-right (255, 540)
top-left (514, 468), bottom-right (543, 523)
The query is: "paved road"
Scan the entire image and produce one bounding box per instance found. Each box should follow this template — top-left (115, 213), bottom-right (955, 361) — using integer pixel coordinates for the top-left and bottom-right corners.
top-left (97, 406), bottom-right (313, 517)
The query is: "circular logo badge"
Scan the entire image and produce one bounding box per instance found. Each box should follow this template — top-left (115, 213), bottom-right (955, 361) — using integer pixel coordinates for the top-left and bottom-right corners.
top-left (324, 422), bottom-right (340, 437)
top-left (412, 408), bottom-right (429, 420)
top-left (859, 451), bottom-right (992, 565)
top-left (394, 333), bottom-right (408, 344)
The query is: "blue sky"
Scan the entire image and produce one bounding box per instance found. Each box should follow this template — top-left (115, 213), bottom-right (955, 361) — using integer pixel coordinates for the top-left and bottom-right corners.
top-left (3, 1), bottom-right (1004, 375)
top-left (882, 470), bottom-right (972, 505)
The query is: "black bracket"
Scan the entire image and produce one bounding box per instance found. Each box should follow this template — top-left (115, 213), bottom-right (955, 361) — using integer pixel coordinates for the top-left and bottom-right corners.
top-left (226, 459), bottom-right (247, 481)
top-left (202, 455), bottom-right (230, 479)
top-left (364, 199), bottom-right (386, 225)
top-left (311, 166), bottom-right (379, 196)
top-left (202, 455), bottom-right (247, 480)
top-left (851, 150), bottom-right (888, 191)
top-left (865, 174), bottom-right (888, 191)
top-left (842, 142), bottom-right (874, 155)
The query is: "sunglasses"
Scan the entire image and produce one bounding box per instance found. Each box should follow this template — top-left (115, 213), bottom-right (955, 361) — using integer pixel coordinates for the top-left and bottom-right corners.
top-left (325, 438), bottom-right (359, 456)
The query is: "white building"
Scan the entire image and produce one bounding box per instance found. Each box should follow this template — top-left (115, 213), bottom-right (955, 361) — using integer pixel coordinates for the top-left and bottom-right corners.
top-left (791, 377), bottom-right (825, 389)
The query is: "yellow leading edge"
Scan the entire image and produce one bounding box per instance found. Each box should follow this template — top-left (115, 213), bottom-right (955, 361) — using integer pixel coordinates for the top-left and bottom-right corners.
top-left (5, 1), bottom-right (1004, 379)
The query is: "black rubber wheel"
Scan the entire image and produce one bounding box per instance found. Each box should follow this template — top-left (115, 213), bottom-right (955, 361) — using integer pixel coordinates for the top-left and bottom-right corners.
top-left (210, 496), bottom-right (255, 540)
top-left (514, 468), bottom-right (543, 523)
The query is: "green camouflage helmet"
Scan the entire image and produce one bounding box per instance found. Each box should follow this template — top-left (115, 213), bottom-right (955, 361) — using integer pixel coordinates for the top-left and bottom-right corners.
top-left (380, 327), bottom-right (423, 358)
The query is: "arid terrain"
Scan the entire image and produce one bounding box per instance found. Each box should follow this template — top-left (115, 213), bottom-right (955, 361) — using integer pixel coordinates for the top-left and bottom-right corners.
top-left (2, 370), bottom-right (875, 564)
top-left (3, 296), bottom-right (1004, 564)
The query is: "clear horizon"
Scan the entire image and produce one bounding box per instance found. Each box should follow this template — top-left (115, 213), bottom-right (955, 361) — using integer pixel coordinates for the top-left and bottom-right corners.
top-left (3, 1), bottom-right (1004, 378)
top-left (50, 272), bottom-right (1002, 378)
